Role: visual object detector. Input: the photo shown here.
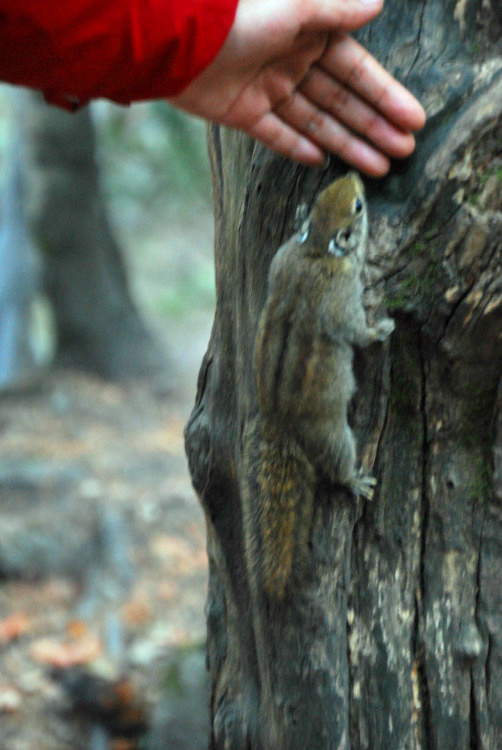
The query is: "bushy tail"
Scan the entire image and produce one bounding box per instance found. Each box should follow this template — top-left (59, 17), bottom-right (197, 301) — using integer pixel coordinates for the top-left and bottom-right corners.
top-left (245, 427), bottom-right (316, 599)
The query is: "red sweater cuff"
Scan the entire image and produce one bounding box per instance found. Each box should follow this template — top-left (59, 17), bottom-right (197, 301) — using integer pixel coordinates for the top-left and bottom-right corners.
top-left (0, 0), bottom-right (238, 108)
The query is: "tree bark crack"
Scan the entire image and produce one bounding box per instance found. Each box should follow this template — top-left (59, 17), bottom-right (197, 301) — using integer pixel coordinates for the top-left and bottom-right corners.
top-left (485, 632), bottom-right (493, 711)
top-left (417, 326), bottom-right (433, 750)
top-left (403, 0), bottom-right (427, 86)
top-left (438, 279), bottom-right (477, 349)
top-left (470, 673), bottom-right (478, 750)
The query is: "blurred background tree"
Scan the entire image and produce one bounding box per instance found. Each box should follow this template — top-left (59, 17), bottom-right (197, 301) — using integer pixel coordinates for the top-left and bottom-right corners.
top-left (0, 88), bottom-right (42, 389)
top-left (0, 86), bottom-right (215, 387)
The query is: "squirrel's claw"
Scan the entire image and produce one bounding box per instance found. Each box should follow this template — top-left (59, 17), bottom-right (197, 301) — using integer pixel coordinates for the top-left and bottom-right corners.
top-left (350, 472), bottom-right (377, 501)
top-left (375, 318), bottom-right (395, 342)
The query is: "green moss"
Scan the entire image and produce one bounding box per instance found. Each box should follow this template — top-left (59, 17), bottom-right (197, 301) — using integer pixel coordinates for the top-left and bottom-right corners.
top-left (385, 258), bottom-right (440, 311)
top-left (466, 457), bottom-right (492, 506)
top-left (423, 258), bottom-right (441, 292)
top-left (386, 274), bottom-right (418, 310)
top-left (390, 369), bottom-right (416, 416)
top-left (384, 233), bottom-right (442, 312)
top-left (468, 165), bottom-right (502, 205)
top-left (411, 240), bottom-right (425, 257)
top-left (388, 332), bottom-right (423, 446)
top-left (480, 165), bottom-right (502, 185)
top-left (458, 384), bottom-right (497, 449)
top-left (385, 292), bottom-right (407, 311)
top-left (424, 225), bottom-right (439, 241)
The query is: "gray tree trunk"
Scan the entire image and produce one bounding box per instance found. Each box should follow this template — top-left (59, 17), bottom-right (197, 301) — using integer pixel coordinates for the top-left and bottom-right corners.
top-left (0, 88), bottom-right (41, 389)
top-left (21, 91), bottom-right (166, 380)
top-left (185, 2), bottom-right (502, 748)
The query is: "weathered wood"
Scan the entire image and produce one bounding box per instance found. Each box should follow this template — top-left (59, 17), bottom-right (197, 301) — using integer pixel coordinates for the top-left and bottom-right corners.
top-left (185, 2), bottom-right (502, 747)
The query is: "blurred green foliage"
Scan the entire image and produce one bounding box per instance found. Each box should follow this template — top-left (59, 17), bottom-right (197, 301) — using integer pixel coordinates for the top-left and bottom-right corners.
top-left (156, 263), bottom-right (215, 320)
top-left (93, 100), bottom-right (211, 226)
top-left (92, 100), bottom-right (215, 323)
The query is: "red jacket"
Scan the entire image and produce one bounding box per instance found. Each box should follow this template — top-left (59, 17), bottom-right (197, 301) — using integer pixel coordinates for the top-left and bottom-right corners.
top-left (0, 0), bottom-right (238, 109)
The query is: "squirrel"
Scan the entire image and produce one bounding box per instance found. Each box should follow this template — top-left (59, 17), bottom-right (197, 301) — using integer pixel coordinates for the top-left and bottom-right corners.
top-left (243, 171), bottom-right (395, 599)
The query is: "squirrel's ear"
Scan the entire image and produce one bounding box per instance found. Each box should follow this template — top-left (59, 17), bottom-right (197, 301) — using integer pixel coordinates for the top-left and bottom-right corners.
top-left (298, 219), bottom-right (310, 244)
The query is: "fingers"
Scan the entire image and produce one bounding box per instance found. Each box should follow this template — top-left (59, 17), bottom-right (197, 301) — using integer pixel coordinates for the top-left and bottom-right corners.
top-left (299, 65), bottom-right (417, 159)
top-left (319, 33), bottom-right (426, 132)
top-left (247, 110), bottom-right (326, 166)
top-left (274, 90), bottom-right (390, 175)
top-left (233, 31), bottom-right (425, 173)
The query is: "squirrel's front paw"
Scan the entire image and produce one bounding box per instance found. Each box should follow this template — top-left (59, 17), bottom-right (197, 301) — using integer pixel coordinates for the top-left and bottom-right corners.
top-left (375, 317), bottom-right (395, 342)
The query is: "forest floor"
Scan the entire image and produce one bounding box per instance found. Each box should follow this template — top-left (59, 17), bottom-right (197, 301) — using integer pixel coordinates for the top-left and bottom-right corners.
top-left (0, 200), bottom-right (215, 750)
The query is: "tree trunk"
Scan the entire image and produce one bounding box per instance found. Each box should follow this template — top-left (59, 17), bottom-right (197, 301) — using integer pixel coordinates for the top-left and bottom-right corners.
top-left (21, 91), bottom-right (166, 380)
top-left (185, 3), bottom-right (502, 748)
top-left (0, 88), bottom-right (41, 389)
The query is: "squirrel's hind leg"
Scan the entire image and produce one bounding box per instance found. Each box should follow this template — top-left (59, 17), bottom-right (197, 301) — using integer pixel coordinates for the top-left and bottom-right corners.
top-left (327, 422), bottom-right (376, 501)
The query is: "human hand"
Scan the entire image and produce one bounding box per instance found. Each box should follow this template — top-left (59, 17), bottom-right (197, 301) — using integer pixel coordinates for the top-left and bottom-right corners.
top-left (169, 0), bottom-right (426, 176)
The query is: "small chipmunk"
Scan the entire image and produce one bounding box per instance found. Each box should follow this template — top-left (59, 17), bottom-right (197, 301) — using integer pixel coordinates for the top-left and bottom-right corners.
top-left (244, 172), bottom-right (394, 599)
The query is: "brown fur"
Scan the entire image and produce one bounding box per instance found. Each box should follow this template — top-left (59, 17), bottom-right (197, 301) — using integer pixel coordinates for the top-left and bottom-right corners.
top-left (246, 173), bottom-right (394, 598)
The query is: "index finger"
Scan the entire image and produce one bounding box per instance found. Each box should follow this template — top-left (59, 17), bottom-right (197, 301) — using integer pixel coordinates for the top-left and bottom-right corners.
top-left (319, 33), bottom-right (426, 133)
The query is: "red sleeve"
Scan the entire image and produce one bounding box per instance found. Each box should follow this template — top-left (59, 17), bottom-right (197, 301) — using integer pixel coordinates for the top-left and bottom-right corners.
top-left (0, 0), bottom-right (238, 109)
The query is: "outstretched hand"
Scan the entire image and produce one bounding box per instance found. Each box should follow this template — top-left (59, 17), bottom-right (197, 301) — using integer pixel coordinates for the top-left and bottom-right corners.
top-left (170, 0), bottom-right (426, 175)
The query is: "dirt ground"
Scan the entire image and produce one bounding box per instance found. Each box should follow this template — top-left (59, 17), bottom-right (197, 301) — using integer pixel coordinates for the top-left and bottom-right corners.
top-left (0, 204), bottom-right (215, 749)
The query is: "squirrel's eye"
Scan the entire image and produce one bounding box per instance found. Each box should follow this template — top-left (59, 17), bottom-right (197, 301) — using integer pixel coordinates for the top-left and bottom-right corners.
top-left (354, 198), bottom-right (363, 214)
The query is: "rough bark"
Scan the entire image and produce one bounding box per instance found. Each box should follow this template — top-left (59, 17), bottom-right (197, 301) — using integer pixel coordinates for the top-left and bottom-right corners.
top-left (185, 3), bottom-right (502, 748)
top-left (21, 91), bottom-right (166, 381)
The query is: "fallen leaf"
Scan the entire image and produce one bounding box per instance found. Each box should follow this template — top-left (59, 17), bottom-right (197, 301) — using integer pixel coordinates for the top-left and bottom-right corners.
top-left (111, 739), bottom-right (136, 750)
top-left (121, 596), bottom-right (151, 627)
top-left (30, 634), bottom-right (102, 668)
top-left (0, 613), bottom-right (31, 645)
top-left (66, 619), bottom-right (91, 640)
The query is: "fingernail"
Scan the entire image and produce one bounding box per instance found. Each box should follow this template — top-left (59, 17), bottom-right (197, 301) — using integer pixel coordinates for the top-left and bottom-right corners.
top-left (359, 0), bottom-right (383, 5)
